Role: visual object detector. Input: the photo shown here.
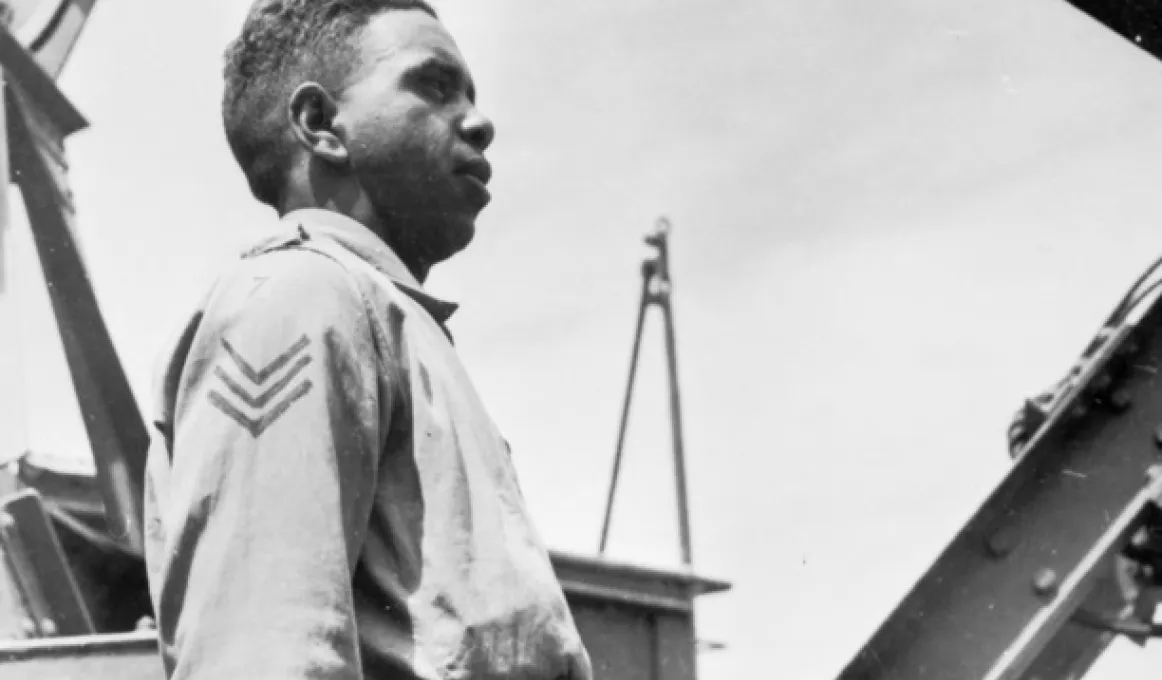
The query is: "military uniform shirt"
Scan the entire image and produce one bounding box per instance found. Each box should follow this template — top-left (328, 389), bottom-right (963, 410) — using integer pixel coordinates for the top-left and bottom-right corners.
top-left (143, 208), bottom-right (592, 680)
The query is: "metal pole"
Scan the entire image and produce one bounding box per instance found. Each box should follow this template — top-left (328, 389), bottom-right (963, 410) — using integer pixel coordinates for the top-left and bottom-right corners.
top-left (659, 280), bottom-right (693, 567)
top-left (0, 70), bottom-right (10, 302)
top-left (0, 71), bottom-right (29, 469)
top-left (647, 218), bottom-right (694, 566)
top-left (598, 269), bottom-right (652, 555)
top-left (0, 75), bottom-right (8, 293)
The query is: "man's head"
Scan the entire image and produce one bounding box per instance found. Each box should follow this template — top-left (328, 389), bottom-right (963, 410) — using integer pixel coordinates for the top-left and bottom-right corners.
top-left (223, 1), bottom-right (495, 278)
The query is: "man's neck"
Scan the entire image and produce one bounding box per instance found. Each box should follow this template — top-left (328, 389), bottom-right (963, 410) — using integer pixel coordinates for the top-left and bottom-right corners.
top-left (278, 199), bottom-right (430, 284)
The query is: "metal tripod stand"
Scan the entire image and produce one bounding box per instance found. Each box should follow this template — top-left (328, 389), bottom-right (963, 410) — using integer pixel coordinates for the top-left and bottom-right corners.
top-left (597, 217), bottom-right (694, 567)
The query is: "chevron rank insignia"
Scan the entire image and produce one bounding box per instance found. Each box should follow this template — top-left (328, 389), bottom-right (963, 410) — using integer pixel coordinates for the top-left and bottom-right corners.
top-left (208, 334), bottom-right (315, 437)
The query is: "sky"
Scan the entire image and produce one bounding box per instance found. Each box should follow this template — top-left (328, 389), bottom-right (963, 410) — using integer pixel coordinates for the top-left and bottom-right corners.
top-left (3, 0), bottom-right (1162, 678)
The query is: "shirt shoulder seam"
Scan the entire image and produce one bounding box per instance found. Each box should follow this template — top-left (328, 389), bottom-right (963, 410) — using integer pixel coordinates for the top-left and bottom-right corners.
top-left (286, 242), bottom-right (396, 375)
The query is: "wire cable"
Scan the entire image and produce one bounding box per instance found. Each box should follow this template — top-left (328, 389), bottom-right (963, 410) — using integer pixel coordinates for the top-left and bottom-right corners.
top-left (1105, 254), bottom-right (1162, 327)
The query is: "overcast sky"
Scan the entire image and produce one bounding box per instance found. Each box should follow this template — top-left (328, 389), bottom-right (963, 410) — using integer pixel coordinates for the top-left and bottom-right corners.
top-left (4, 0), bottom-right (1162, 677)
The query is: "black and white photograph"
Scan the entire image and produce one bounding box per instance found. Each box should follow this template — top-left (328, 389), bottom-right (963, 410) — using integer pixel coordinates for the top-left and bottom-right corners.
top-left (1, 1), bottom-right (1162, 679)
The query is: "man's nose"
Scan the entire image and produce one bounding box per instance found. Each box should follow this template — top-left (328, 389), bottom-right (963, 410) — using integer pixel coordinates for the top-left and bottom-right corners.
top-left (459, 107), bottom-right (495, 153)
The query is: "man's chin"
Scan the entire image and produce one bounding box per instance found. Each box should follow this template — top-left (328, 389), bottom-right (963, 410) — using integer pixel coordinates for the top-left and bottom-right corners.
top-left (448, 223), bottom-right (476, 254)
top-left (452, 217), bottom-right (477, 252)
top-left (432, 216), bottom-right (476, 262)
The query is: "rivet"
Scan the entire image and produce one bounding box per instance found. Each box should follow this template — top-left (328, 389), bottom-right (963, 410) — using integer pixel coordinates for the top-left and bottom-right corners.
top-left (986, 527), bottom-right (1019, 559)
top-left (136, 616), bottom-right (157, 631)
top-left (1032, 568), bottom-right (1058, 598)
top-left (1110, 389), bottom-right (1133, 412)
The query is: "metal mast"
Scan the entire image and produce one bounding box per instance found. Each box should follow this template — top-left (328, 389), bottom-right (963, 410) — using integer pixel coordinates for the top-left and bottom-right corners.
top-left (598, 217), bottom-right (695, 567)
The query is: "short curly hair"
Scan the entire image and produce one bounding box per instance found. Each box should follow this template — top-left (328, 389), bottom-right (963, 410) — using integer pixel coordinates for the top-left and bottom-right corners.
top-left (222, 0), bottom-right (438, 207)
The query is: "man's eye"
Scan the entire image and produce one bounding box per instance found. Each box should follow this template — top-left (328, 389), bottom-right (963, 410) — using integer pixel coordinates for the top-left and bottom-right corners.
top-left (423, 75), bottom-right (452, 100)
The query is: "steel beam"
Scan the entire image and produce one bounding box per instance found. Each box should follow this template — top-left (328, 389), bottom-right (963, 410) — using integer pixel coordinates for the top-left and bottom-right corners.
top-left (0, 22), bottom-right (84, 137)
top-left (1011, 562), bottom-right (1127, 680)
top-left (0, 489), bottom-right (94, 637)
top-left (4, 81), bottom-right (147, 556)
top-left (26, 0), bottom-right (100, 80)
top-left (836, 286), bottom-right (1162, 680)
top-left (0, 69), bottom-right (28, 470)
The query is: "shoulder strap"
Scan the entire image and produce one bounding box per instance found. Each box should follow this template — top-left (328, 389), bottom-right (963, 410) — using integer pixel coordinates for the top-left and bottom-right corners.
top-left (295, 237), bottom-right (397, 291)
top-left (295, 236), bottom-right (457, 346)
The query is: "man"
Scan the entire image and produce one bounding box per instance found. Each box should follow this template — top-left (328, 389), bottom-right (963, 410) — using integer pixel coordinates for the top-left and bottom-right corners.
top-left (142, 3), bottom-right (592, 679)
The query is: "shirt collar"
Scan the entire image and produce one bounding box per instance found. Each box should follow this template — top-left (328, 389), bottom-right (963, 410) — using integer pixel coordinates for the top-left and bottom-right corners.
top-left (280, 209), bottom-right (459, 325)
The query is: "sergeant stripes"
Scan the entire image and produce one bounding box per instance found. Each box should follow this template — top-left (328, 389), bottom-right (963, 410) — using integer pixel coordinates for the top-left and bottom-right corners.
top-left (208, 334), bottom-right (314, 437)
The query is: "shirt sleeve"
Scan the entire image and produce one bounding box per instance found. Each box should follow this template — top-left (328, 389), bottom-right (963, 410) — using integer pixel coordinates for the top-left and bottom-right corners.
top-left (156, 249), bottom-right (387, 680)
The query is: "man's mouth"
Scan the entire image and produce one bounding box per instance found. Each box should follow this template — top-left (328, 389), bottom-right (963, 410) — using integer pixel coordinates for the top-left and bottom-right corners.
top-left (457, 157), bottom-right (492, 186)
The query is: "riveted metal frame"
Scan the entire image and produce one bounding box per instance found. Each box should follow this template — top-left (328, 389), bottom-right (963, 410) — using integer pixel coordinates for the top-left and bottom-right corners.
top-left (837, 289), bottom-right (1162, 680)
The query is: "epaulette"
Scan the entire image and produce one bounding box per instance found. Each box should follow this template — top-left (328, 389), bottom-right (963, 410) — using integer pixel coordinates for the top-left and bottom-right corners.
top-left (240, 223), bottom-right (311, 259)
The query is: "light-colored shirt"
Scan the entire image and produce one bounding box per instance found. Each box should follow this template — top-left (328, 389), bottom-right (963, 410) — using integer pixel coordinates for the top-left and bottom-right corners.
top-left (143, 208), bottom-right (591, 680)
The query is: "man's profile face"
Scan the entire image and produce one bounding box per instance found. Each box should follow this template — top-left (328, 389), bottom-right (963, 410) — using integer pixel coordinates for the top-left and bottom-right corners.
top-left (336, 9), bottom-right (494, 265)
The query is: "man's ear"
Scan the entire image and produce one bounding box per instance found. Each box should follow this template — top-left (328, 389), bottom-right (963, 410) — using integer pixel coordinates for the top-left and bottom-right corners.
top-left (288, 82), bottom-right (348, 166)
